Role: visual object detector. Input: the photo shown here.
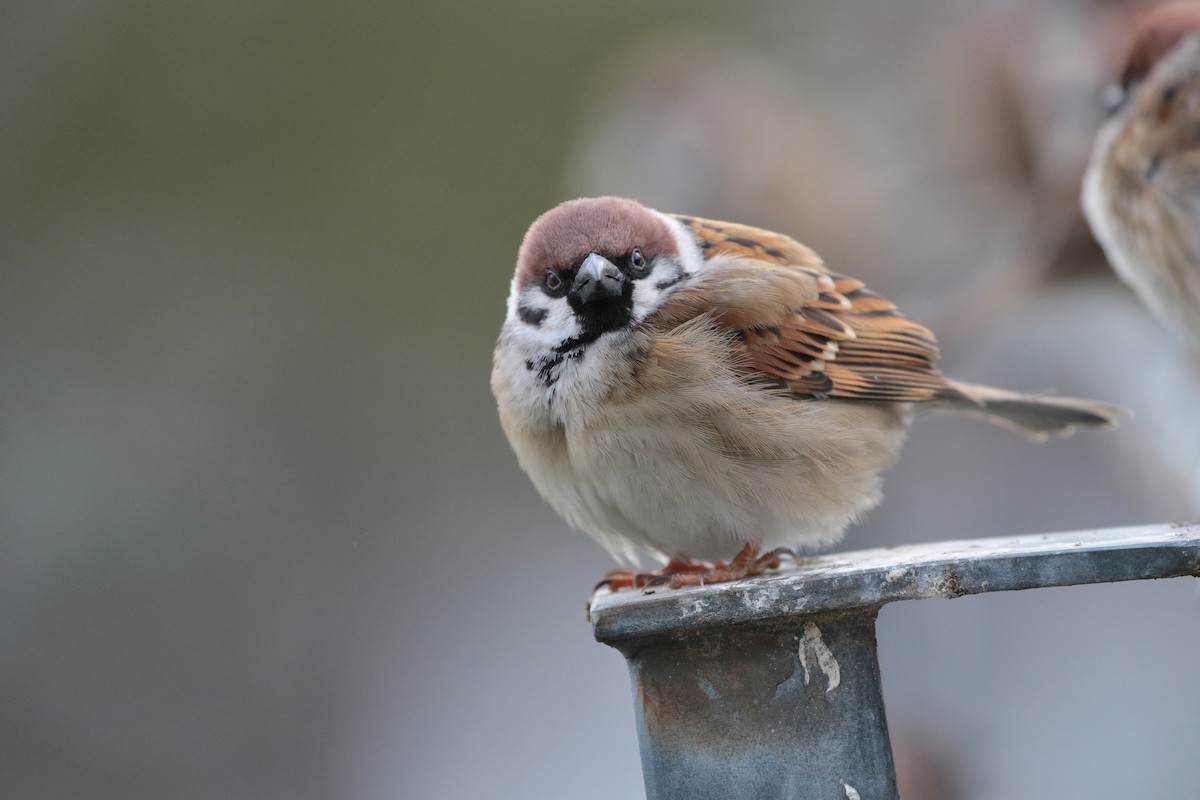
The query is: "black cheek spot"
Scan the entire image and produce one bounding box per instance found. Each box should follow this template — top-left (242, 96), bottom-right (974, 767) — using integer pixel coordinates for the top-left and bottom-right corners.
top-left (655, 274), bottom-right (683, 290)
top-left (518, 304), bottom-right (547, 327)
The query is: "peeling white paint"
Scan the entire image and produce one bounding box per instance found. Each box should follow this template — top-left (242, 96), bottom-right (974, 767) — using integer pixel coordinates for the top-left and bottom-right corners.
top-left (842, 781), bottom-right (860, 799)
top-left (743, 583), bottom-right (782, 612)
top-left (884, 567), bottom-right (907, 582)
top-left (798, 621), bottom-right (841, 692)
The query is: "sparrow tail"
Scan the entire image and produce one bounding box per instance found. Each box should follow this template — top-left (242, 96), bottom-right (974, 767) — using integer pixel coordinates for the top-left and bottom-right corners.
top-left (936, 379), bottom-right (1129, 441)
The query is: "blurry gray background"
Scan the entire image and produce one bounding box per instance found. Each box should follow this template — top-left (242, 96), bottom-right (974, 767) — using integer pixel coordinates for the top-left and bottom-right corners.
top-left (4, 1), bottom-right (1199, 798)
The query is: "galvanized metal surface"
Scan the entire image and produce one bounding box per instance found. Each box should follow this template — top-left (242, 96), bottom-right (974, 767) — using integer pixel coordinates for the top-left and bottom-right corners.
top-left (591, 523), bottom-right (1200, 800)
top-left (592, 523), bottom-right (1200, 643)
top-left (628, 612), bottom-right (895, 800)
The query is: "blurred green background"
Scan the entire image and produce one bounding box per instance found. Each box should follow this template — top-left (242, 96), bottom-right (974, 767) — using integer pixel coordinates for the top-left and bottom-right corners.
top-left (5, 1), bottom-right (1199, 798)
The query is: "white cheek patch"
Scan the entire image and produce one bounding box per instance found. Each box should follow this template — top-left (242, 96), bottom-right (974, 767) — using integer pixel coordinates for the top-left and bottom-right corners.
top-left (623, 210), bottom-right (705, 324)
top-left (657, 210), bottom-right (706, 276)
top-left (628, 253), bottom-right (694, 323)
top-left (539, 302), bottom-right (580, 343)
top-left (507, 286), bottom-right (580, 346)
top-left (629, 269), bottom-right (672, 322)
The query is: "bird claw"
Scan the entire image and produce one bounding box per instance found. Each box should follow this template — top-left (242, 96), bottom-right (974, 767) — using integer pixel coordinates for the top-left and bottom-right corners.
top-left (664, 544), bottom-right (798, 588)
top-left (586, 544), bottom-right (800, 619)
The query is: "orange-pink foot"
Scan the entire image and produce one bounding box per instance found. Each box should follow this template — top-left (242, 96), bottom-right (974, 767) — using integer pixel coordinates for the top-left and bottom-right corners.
top-left (588, 542), bottom-right (801, 623)
top-left (588, 543), bottom-right (797, 611)
top-left (659, 543), bottom-right (796, 589)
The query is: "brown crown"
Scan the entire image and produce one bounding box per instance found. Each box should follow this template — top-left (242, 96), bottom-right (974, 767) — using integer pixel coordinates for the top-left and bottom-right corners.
top-left (515, 197), bottom-right (677, 289)
top-left (1122, 4), bottom-right (1200, 87)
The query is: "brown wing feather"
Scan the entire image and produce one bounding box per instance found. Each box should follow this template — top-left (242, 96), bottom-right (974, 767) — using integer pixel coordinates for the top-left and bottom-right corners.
top-left (656, 216), bottom-right (951, 403)
top-left (670, 214), bottom-right (826, 268)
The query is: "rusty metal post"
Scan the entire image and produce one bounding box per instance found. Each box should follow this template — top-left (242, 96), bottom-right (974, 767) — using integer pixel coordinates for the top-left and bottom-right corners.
top-left (591, 523), bottom-right (1200, 800)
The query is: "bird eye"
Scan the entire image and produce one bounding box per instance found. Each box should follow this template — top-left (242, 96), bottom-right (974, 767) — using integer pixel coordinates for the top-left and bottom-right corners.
top-left (628, 247), bottom-right (650, 278)
top-left (544, 269), bottom-right (566, 295)
top-left (1103, 83), bottom-right (1127, 116)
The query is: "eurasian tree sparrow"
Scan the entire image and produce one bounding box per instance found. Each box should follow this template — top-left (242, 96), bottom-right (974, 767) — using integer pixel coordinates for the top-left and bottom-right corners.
top-left (492, 197), bottom-right (1124, 588)
top-left (1083, 3), bottom-right (1200, 347)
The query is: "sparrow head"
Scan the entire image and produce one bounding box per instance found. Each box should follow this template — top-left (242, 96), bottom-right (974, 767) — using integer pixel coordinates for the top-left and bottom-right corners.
top-left (506, 197), bottom-right (698, 345)
top-left (1102, 5), bottom-right (1200, 184)
top-left (1120, 4), bottom-right (1200, 93)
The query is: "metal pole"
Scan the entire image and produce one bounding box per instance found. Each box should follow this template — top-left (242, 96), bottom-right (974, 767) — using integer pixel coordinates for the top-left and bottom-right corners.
top-left (591, 523), bottom-right (1200, 800)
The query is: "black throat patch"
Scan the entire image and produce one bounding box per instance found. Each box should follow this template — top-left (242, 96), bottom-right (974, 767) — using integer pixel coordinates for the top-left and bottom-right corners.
top-left (517, 304), bottom-right (547, 327)
top-left (567, 280), bottom-right (634, 339)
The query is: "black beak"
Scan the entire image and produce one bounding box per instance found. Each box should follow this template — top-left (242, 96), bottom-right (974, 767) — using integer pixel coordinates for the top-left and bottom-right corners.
top-left (569, 253), bottom-right (627, 306)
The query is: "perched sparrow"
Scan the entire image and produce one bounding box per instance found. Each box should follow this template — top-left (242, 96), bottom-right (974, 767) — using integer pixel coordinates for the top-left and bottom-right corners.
top-left (1083, 3), bottom-right (1200, 347)
top-left (492, 197), bottom-right (1124, 588)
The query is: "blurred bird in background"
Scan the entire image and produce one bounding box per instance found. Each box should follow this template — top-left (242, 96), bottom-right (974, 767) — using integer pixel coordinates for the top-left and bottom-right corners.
top-left (1084, 3), bottom-right (1200, 349)
top-left (1077, 2), bottom-right (1200, 518)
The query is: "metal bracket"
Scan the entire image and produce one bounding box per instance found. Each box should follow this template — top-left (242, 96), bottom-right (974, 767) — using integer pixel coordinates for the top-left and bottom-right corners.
top-left (591, 523), bottom-right (1200, 800)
